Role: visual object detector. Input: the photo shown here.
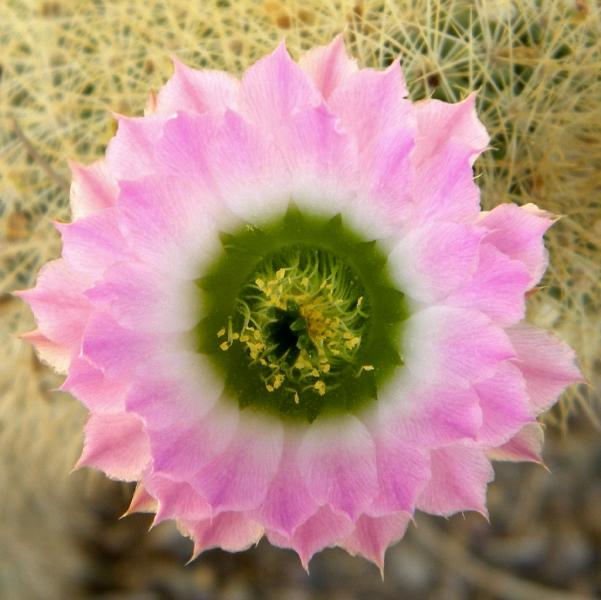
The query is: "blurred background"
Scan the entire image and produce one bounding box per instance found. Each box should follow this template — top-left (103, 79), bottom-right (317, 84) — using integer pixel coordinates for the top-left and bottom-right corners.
top-left (1, 0), bottom-right (600, 598)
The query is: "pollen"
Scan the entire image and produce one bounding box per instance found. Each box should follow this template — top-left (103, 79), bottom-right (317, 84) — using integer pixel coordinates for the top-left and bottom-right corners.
top-left (218, 245), bottom-right (371, 405)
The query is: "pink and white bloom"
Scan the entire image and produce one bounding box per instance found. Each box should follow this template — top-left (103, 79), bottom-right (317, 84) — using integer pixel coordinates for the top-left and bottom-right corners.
top-left (19, 36), bottom-right (581, 570)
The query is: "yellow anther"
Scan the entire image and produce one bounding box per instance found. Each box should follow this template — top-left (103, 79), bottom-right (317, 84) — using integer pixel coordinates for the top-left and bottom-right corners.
top-left (217, 327), bottom-right (226, 338)
top-left (313, 381), bottom-right (326, 396)
top-left (219, 341), bottom-right (230, 351)
top-left (294, 391), bottom-right (300, 404)
top-left (356, 364), bottom-right (375, 376)
top-left (276, 268), bottom-right (286, 280)
top-left (266, 384), bottom-right (274, 392)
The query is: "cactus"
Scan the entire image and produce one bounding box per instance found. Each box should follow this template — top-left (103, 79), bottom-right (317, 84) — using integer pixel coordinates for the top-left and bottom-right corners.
top-left (1, 0), bottom-right (599, 597)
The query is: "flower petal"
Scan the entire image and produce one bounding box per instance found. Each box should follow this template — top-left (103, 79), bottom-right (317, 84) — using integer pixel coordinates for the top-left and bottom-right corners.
top-left (380, 381), bottom-right (482, 449)
top-left (76, 412), bottom-right (150, 481)
top-left (274, 104), bottom-right (358, 217)
top-left (417, 446), bottom-right (494, 517)
top-left (125, 355), bottom-right (223, 428)
top-left (410, 142), bottom-right (481, 223)
top-left (105, 114), bottom-right (166, 181)
top-left (62, 356), bottom-right (129, 413)
top-left (155, 111), bottom-right (289, 225)
top-left (156, 58), bottom-right (239, 115)
top-left (268, 505), bottom-right (353, 570)
top-left (389, 222), bottom-right (484, 303)
top-left (148, 401), bottom-right (238, 480)
top-left (329, 61), bottom-right (409, 150)
top-left (479, 203), bottom-right (555, 286)
top-left (117, 174), bottom-right (220, 277)
top-left (186, 512), bottom-right (263, 558)
top-left (413, 93), bottom-right (489, 167)
top-left (238, 41), bottom-right (320, 134)
top-left (298, 416), bottom-right (378, 520)
top-left (17, 259), bottom-right (90, 352)
top-left (369, 430), bottom-right (430, 516)
top-left (85, 262), bottom-right (200, 333)
top-left (404, 306), bottom-right (515, 387)
top-left (488, 423), bottom-right (544, 463)
top-left (473, 362), bottom-right (535, 446)
top-left (343, 513), bottom-right (411, 569)
top-left (145, 475), bottom-right (212, 524)
top-left (69, 159), bottom-right (118, 220)
top-left (299, 34), bottom-right (358, 99)
top-left (329, 62), bottom-right (415, 231)
top-left (19, 329), bottom-right (70, 374)
top-left (445, 243), bottom-right (531, 326)
top-left (253, 433), bottom-right (317, 537)
top-left (191, 411), bottom-right (284, 513)
top-left (57, 208), bottom-right (131, 283)
top-left (506, 323), bottom-right (582, 413)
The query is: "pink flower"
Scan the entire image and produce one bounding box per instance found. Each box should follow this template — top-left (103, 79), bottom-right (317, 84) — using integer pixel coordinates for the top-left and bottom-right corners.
top-left (19, 36), bottom-right (581, 569)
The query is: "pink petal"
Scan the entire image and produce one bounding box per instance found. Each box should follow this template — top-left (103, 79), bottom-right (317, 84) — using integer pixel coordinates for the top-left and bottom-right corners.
top-left (85, 262), bottom-right (200, 333)
top-left (145, 475), bottom-right (212, 524)
top-left (329, 61), bottom-right (409, 151)
top-left (125, 356), bottom-right (223, 429)
top-left (328, 62), bottom-right (414, 230)
top-left (343, 513), bottom-right (411, 569)
top-left (389, 222), bottom-right (484, 303)
top-left (506, 322), bottom-right (582, 413)
top-left (410, 142), bottom-right (481, 224)
top-left (369, 431), bottom-right (430, 516)
top-left (105, 114), bottom-right (166, 181)
top-left (68, 159), bottom-right (118, 220)
top-left (473, 362), bottom-right (535, 446)
top-left (17, 259), bottom-right (90, 352)
top-left (149, 401), bottom-right (238, 480)
top-left (81, 313), bottom-right (175, 378)
top-left (57, 209), bottom-right (131, 283)
top-left (275, 104), bottom-right (358, 215)
top-left (76, 412), bottom-right (150, 481)
top-left (413, 93), bottom-right (489, 167)
top-left (123, 482), bottom-right (157, 515)
top-left (186, 512), bottom-right (263, 558)
top-left (238, 41), bottom-right (320, 134)
top-left (62, 356), bottom-right (129, 413)
top-left (155, 110), bottom-right (289, 225)
top-left (445, 243), bottom-right (531, 326)
top-left (417, 446), bottom-right (494, 517)
top-left (118, 174), bottom-right (220, 278)
top-left (404, 306), bottom-right (516, 387)
top-left (268, 505), bottom-right (353, 569)
top-left (298, 416), bottom-right (378, 520)
top-left (19, 329), bottom-right (70, 374)
top-left (298, 34), bottom-right (358, 99)
top-left (253, 433), bottom-right (317, 537)
top-left (479, 203), bottom-right (555, 286)
top-left (380, 382), bottom-right (482, 449)
top-left (156, 58), bottom-right (239, 115)
top-left (488, 423), bottom-right (544, 463)
top-left (191, 412), bottom-right (284, 513)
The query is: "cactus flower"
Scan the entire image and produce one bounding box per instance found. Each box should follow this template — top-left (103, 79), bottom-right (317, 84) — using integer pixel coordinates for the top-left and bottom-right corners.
top-left (18, 36), bottom-right (580, 569)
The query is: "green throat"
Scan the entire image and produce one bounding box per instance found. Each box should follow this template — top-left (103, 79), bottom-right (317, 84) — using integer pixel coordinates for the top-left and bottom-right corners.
top-left (196, 204), bottom-right (407, 422)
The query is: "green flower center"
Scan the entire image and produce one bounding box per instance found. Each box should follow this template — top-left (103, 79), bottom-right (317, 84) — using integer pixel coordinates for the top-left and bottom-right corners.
top-left (219, 246), bottom-right (371, 402)
top-left (196, 205), bottom-right (407, 422)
